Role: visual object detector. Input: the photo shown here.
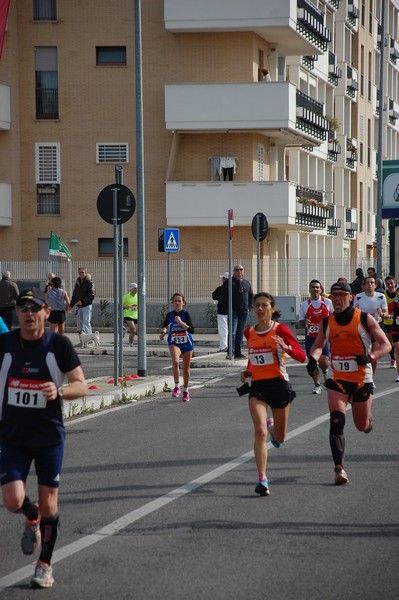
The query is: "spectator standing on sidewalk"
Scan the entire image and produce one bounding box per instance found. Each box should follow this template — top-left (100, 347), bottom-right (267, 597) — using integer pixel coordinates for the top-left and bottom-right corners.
top-left (0, 288), bottom-right (87, 588)
top-left (70, 267), bottom-right (95, 335)
top-left (0, 271), bottom-right (19, 329)
top-left (212, 272), bottom-right (229, 352)
top-left (46, 277), bottom-right (71, 335)
top-left (221, 265), bottom-right (253, 359)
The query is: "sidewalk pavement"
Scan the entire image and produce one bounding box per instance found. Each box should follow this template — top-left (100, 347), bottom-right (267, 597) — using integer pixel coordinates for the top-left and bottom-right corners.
top-left (62, 331), bottom-right (246, 419)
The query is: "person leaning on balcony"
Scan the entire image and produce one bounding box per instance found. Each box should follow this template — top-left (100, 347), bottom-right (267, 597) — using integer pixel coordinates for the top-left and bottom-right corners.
top-left (0, 271), bottom-right (19, 330)
top-left (261, 68), bottom-right (272, 82)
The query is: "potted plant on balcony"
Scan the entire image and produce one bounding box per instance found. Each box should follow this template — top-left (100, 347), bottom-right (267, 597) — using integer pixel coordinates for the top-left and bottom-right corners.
top-left (326, 115), bottom-right (340, 139)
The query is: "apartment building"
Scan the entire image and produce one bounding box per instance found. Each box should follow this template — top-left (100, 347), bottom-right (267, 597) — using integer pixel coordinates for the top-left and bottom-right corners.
top-left (0, 0), bottom-right (396, 273)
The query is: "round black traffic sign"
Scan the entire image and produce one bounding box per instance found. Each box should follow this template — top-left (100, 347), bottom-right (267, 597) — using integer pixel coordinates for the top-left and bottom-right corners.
top-left (251, 212), bottom-right (268, 241)
top-left (97, 184), bottom-right (136, 225)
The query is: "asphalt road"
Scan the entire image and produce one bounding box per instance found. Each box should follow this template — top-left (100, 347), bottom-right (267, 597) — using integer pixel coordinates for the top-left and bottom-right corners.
top-left (1, 359), bottom-right (399, 599)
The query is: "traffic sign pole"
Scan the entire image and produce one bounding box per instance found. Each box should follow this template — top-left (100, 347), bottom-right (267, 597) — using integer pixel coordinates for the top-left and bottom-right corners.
top-left (112, 186), bottom-right (119, 385)
top-left (227, 209), bottom-right (234, 360)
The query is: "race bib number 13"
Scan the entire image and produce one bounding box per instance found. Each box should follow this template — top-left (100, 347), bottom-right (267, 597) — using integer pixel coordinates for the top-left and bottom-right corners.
top-left (8, 378), bottom-right (47, 409)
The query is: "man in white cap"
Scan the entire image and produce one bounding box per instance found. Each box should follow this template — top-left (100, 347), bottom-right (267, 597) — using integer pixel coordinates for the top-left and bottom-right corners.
top-left (212, 273), bottom-right (229, 352)
top-left (123, 283), bottom-right (138, 346)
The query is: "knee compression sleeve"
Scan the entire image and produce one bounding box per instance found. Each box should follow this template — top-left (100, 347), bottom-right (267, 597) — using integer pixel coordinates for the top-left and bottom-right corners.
top-left (329, 411), bottom-right (346, 466)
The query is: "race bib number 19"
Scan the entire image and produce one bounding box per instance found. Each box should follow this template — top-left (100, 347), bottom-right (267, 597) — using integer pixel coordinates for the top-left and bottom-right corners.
top-left (331, 357), bottom-right (358, 372)
top-left (8, 378), bottom-right (47, 409)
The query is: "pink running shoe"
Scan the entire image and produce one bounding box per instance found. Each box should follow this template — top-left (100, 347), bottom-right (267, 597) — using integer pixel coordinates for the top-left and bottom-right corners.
top-left (171, 386), bottom-right (180, 398)
top-left (182, 390), bottom-right (190, 402)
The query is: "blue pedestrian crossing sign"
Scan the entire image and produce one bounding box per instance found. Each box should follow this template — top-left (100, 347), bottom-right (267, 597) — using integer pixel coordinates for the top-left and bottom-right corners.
top-left (164, 228), bottom-right (180, 252)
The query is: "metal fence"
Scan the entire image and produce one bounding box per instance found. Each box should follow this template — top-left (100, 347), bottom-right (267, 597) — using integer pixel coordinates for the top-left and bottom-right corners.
top-left (0, 257), bottom-right (387, 304)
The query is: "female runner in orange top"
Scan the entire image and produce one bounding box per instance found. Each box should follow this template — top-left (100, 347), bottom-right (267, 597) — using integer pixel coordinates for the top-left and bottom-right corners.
top-left (239, 292), bottom-right (306, 496)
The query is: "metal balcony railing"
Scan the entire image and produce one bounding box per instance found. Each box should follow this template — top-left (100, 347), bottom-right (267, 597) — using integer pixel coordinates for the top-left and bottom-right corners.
top-left (35, 88), bottom-right (59, 120)
top-left (297, 0), bottom-right (331, 51)
top-left (296, 90), bottom-right (328, 140)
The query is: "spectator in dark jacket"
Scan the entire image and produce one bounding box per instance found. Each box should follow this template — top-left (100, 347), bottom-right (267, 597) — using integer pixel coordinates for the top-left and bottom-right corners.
top-left (70, 267), bottom-right (95, 334)
top-left (350, 268), bottom-right (364, 295)
top-left (212, 272), bottom-right (229, 352)
top-left (0, 271), bottom-right (19, 329)
top-left (221, 265), bottom-right (253, 359)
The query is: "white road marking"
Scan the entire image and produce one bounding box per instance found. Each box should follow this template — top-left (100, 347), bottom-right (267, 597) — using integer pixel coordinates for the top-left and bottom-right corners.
top-left (0, 386), bottom-right (392, 590)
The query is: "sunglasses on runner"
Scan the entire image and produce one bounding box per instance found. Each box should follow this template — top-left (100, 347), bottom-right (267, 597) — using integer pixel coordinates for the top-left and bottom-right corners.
top-left (18, 304), bottom-right (45, 313)
top-left (330, 292), bottom-right (350, 298)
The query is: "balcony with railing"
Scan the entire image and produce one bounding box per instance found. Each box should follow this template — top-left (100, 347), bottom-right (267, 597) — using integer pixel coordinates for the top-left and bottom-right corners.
top-left (295, 90), bottom-right (328, 141)
top-left (0, 84), bottom-right (11, 130)
top-left (347, 0), bottom-right (359, 30)
top-left (165, 82), bottom-right (328, 144)
top-left (390, 36), bottom-right (399, 65)
top-left (346, 65), bottom-right (358, 100)
top-left (0, 183), bottom-right (12, 226)
top-left (295, 185), bottom-right (332, 229)
top-left (164, 0), bottom-right (330, 56)
top-left (345, 207), bottom-right (358, 239)
top-left (327, 131), bottom-right (341, 162)
top-left (328, 51), bottom-right (342, 86)
top-left (165, 180), bottom-right (305, 228)
top-left (389, 98), bottom-right (399, 127)
top-left (336, 136), bottom-right (357, 171)
top-left (326, 205), bottom-right (341, 235)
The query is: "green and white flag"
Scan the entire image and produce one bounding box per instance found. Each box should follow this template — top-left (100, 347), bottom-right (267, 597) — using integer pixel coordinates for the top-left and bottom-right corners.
top-left (49, 231), bottom-right (72, 261)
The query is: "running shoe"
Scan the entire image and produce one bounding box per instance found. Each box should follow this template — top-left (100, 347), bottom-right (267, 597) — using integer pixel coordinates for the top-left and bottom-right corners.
top-left (171, 386), bottom-right (180, 398)
top-left (312, 384), bottom-right (322, 395)
top-left (182, 390), bottom-right (190, 402)
top-left (391, 359), bottom-right (396, 368)
top-left (334, 465), bottom-right (349, 486)
top-left (30, 561), bottom-right (54, 589)
top-left (364, 415), bottom-right (373, 434)
top-left (21, 514), bottom-right (41, 556)
top-left (267, 418), bottom-right (281, 448)
top-left (255, 478), bottom-right (270, 496)
top-left (396, 374), bottom-right (399, 383)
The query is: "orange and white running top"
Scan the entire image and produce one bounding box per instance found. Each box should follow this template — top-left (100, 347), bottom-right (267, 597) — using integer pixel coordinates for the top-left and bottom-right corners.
top-left (244, 321), bottom-right (305, 382)
top-left (325, 307), bottom-right (373, 383)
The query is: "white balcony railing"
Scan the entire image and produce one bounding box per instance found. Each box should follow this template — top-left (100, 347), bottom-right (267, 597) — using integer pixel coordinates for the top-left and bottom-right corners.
top-left (165, 180), bottom-right (300, 227)
top-left (0, 84), bottom-right (11, 130)
top-left (0, 183), bottom-right (12, 226)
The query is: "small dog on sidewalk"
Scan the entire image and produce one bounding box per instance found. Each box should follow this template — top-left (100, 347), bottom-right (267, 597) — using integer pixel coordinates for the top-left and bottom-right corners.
top-left (79, 331), bottom-right (101, 348)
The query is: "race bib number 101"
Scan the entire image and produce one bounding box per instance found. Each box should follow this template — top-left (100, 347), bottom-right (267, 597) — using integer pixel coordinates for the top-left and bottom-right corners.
top-left (8, 378), bottom-right (47, 409)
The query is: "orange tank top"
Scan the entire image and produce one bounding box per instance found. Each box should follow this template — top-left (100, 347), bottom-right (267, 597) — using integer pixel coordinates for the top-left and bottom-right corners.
top-left (326, 308), bottom-right (373, 383)
top-left (246, 322), bottom-right (289, 382)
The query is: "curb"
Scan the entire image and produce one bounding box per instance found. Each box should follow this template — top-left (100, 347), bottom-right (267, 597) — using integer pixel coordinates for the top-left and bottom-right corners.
top-left (63, 375), bottom-right (175, 419)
